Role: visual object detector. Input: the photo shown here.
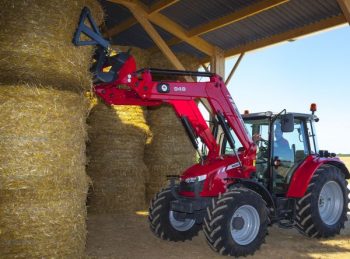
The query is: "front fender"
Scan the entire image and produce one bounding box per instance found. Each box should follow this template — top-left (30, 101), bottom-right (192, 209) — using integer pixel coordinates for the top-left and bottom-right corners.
top-left (286, 155), bottom-right (349, 198)
top-left (228, 179), bottom-right (275, 210)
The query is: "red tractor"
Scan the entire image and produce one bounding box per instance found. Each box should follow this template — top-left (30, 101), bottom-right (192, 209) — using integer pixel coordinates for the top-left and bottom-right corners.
top-left (74, 8), bottom-right (349, 256)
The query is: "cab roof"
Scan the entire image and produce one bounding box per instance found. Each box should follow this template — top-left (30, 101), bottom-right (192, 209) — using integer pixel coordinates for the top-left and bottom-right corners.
top-left (242, 112), bottom-right (318, 121)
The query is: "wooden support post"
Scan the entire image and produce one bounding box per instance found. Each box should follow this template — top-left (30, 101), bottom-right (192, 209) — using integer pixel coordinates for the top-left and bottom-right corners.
top-left (338, 0), bottom-right (350, 25)
top-left (210, 47), bottom-right (225, 78)
top-left (208, 47), bottom-right (226, 130)
top-left (201, 64), bottom-right (210, 73)
top-left (225, 53), bottom-right (245, 86)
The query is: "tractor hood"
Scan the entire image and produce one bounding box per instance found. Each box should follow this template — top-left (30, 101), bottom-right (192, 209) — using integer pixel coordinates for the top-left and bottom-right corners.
top-left (179, 156), bottom-right (248, 196)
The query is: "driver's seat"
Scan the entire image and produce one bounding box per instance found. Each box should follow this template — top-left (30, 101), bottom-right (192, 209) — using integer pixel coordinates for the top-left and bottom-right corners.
top-left (285, 150), bottom-right (307, 184)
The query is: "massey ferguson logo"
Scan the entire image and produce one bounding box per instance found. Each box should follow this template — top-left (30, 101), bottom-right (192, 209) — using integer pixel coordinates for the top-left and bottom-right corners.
top-left (174, 86), bottom-right (187, 92)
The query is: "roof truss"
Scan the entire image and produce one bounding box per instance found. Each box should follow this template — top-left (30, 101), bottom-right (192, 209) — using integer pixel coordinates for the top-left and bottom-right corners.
top-left (223, 14), bottom-right (347, 59)
top-left (337, 0), bottom-right (350, 25)
top-left (188, 0), bottom-right (289, 37)
top-left (108, 0), bottom-right (216, 56)
top-left (107, 0), bottom-right (348, 60)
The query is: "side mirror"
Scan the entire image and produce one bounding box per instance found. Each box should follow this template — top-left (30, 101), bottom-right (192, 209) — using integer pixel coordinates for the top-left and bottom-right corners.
top-left (281, 114), bottom-right (294, 132)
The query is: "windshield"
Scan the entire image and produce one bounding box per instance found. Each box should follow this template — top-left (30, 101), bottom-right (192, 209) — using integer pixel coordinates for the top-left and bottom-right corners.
top-left (224, 118), bottom-right (269, 155)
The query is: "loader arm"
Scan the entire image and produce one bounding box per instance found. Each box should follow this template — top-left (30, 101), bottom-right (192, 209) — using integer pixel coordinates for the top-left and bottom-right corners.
top-left (94, 58), bottom-right (256, 164)
top-left (72, 6), bottom-right (255, 165)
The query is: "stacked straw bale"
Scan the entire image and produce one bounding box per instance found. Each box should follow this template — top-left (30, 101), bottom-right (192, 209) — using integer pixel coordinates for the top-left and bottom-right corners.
top-left (0, 0), bottom-right (103, 92)
top-left (145, 52), bottom-right (200, 201)
top-left (87, 103), bottom-right (150, 214)
top-left (0, 85), bottom-right (89, 257)
top-left (87, 46), bottom-right (151, 214)
top-left (0, 0), bottom-right (103, 257)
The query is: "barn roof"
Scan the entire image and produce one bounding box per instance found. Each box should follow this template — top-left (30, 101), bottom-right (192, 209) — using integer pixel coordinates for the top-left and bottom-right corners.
top-left (101, 0), bottom-right (349, 60)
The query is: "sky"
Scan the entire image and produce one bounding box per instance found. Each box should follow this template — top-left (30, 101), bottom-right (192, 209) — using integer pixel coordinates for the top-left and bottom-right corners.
top-left (224, 25), bottom-right (350, 154)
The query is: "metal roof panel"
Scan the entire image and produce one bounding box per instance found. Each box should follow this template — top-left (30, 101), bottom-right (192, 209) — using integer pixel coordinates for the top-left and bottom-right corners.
top-left (201, 0), bottom-right (342, 50)
top-left (161, 0), bottom-right (259, 30)
top-left (171, 42), bottom-right (206, 58)
top-left (111, 23), bottom-right (175, 48)
top-left (99, 1), bottom-right (132, 28)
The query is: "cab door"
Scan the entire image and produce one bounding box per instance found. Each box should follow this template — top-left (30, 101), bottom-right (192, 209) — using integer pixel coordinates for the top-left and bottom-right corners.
top-left (272, 118), bottom-right (310, 193)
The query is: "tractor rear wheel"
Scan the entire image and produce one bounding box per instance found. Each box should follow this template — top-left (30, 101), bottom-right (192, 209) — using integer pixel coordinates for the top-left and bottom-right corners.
top-left (149, 187), bottom-right (201, 241)
top-left (296, 165), bottom-right (349, 237)
top-left (203, 188), bottom-right (269, 256)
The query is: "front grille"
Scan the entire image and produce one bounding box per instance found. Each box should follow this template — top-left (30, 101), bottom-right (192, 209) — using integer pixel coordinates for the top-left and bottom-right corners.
top-left (179, 181), bottom-right (204, 193)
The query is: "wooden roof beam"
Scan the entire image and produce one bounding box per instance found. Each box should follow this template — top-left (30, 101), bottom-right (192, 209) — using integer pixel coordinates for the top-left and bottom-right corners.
top-left (225, 53), bottom-right (245, 86)
top-left (129, 6), bottom-right (192, 81)
top-left (107, 0), bottom-right (179, 38)
top-left (188, 0), bottom-right (289, 37)
top-left (223, 14), bottom-right (347, 58)
top-left (149, 0), bottom-right (180, 13)
top-left (337, 0), bottom-right (350, 25)
top-left (148, 13), bottom-right (215, 55)
top-left (148, 0), bottom-right (288, 54)
top-left (109, 0), bottom-right (216, 56)
top-left (112, 0), bottom-right (192, 81)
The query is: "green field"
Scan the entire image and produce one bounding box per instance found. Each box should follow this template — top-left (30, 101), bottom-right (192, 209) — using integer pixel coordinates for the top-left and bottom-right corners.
top-left (339, 156), bottom-right (350, 169)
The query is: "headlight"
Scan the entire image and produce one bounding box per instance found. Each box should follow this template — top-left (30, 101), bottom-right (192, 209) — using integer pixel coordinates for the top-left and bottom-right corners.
top-left (184, 174), bottom-right (207, 183)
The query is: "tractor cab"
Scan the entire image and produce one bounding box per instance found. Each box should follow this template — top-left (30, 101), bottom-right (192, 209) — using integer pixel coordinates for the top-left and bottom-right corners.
top-left (223, 110), bottom-right (320, 194)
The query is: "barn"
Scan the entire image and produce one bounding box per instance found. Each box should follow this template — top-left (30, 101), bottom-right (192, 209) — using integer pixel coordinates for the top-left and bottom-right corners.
top-left (0, 0), bottom-right (349, 258)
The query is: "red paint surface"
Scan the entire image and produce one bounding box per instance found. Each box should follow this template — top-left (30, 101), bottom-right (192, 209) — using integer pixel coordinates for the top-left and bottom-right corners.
top-left (94, 55), bottom-right (266, 198)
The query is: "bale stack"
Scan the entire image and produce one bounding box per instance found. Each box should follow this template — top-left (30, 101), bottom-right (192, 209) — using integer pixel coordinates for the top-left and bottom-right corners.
top-left (145, 52), bottom-right (200, 201)
top-left (86, 46), bottom-right (151, 214)
top-left (0, 1), bottom-right (103, 257)
top-left (87, 104), bottom-right (150, 214)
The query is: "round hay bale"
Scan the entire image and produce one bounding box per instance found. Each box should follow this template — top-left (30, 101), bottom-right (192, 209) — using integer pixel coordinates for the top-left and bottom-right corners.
top-left (148, 51), bottom-right (200, 71)
top-left (87, 103), bottom-right (150, 214)
top-left (145, 105), bottom-right (196, 201)
top-left (112, 45), bottom-right (150, 69)
top-left (0, 0), bottom-right (104, 92)
top-left (144, 53), bottom-right (200, 201)
top-left (0, 85), bottom-right (89, 258)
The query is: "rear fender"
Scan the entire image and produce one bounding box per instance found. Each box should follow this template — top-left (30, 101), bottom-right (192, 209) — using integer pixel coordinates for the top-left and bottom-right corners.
top-left (286, 155), bottom-right (350, 198)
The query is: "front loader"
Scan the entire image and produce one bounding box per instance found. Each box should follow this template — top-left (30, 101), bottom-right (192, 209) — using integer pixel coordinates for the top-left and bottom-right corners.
top-left (74, 8), bottom-right (349, 256)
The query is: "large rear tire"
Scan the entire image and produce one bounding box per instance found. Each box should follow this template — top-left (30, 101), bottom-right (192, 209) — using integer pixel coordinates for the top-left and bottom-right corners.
top-left (149, 187), bottom-right (201, 241)
top-left (203, 188), bottom-right (269, 256)
top-left (296, 165), bottom-right (349, 237)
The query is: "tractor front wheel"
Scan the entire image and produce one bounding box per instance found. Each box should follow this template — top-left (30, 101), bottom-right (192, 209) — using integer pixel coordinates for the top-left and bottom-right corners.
top-left (203, 188), bottom-right (269, 256)
top-left (296, 165), bottom-right (349, 237)
top-left (149, 187), bottom-right (201, 241)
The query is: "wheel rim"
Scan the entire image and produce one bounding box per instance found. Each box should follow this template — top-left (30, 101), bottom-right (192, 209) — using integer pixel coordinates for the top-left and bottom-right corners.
top-left (169, 211), bottom-right (195, 232)
top-left (230, 205), bottom-right (260, 245)
top-left (318, 181), bottom-right (344, 225)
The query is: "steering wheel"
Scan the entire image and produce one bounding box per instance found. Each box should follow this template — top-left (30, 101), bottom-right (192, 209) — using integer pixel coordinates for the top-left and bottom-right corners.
top-left (256, 137), bottom-right (269, 164)
top-left (259, 137), bottom-right (269, 145)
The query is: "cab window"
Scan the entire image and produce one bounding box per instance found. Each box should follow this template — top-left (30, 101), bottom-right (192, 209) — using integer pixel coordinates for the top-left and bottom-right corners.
top-left (223, 119), bottom-right (269, 156)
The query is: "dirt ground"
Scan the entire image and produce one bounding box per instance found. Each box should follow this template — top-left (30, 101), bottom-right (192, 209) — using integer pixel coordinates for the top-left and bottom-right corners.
top-left (86, 158), bottom-right (350, 258)
top-left (86, 212), bottom-right (350, 259)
